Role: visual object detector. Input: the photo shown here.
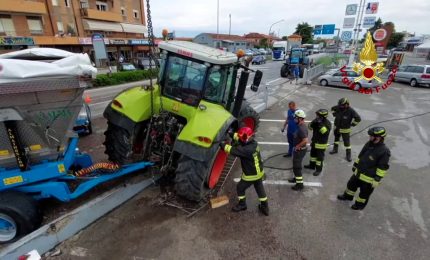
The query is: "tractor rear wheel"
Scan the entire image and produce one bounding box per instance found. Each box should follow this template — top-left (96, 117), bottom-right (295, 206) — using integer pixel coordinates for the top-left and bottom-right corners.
top-left (104, 123), bottom-right (133, 164)
top-left (0, 192), bottom-right (42, 243)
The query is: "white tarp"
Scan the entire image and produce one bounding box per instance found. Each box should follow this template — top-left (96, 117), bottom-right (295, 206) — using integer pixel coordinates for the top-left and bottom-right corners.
top-left (0, 48), bottom-right (97, 84)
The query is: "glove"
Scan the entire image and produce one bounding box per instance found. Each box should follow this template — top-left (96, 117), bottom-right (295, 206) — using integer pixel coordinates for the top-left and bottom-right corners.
top-left (281, 128), bottom-right (285, 133)
top-left (219, 141), bottom-right (227, 150)
top-left (371, 180), bottom-right (380, 188)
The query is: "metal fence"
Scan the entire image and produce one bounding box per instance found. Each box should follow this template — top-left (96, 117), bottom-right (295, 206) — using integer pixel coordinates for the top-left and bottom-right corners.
top-left (301, 64), bottom-right (325, 85)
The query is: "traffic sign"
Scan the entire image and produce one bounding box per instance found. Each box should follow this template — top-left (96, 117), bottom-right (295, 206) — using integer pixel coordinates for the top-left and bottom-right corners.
top-left (363, 16), bottom-right (377, 28)
top-left (343, 18), bottom-right (355, 29)
top-left (373, 28), bottom-right (387, 41)
top-left (365, 2), bottom-right (379, 14)
top-left (345, 4), bottom-right (358, 15)
top-left (322, 24), bottom-right (336, 34)
top-left (341, 31), bottom-right (353, 42)
top-left (314, 25), bottom-right (322, 35)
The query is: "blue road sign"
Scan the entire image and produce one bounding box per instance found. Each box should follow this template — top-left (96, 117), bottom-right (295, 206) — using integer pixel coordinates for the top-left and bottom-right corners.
top-left (341, 31), bottom-right (353, 42)
top-left (322, 24), bottom-right (336, 34)
top-left (314, 25), bottom-right (323, 35)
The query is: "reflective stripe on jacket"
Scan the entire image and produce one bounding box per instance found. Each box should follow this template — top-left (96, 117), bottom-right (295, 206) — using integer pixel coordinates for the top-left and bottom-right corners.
top-left (308, 118), bottom-right (332, 148)
top-left (224, 139), bottom-right (264, 181)
top-left (355, 141), bottom-right (391, 182)
top-left (331, 105), bottom-right (361, 130)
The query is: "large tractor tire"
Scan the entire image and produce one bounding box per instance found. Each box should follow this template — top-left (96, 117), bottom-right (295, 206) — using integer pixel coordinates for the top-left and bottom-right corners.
top-left (104, 122), bottom-right (134, 164)
top-left (280, 64), bottom-right (289, 78)
top-left (0, 192), bottom-right (42, 243)
top-left (238, 102), bottom-right (260, 132)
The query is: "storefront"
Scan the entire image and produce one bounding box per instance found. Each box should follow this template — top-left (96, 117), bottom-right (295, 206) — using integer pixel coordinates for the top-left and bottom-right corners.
top-left (0, 36), bottom-right (34, 54)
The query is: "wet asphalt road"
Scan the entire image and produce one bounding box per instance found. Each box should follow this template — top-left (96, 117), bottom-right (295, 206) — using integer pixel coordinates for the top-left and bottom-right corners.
top-left (47, 77), bottom-right (430, 259)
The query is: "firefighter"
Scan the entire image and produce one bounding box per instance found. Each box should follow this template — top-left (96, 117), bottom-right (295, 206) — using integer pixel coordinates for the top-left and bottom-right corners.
top-left (220, 127), bottom-right (269, 216)
top-left (329, 98), bottom-right (361, 162)
top-left (337, 127), bottom-right (390, 210)
top-left (304, 109), bottom-right (332, 176)
top-left (287, 110), bottom-right (308, 191)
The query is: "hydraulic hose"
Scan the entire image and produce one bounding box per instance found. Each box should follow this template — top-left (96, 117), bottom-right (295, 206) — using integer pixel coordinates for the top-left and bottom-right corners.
top-left (74, 162), bottom-right (120, 177)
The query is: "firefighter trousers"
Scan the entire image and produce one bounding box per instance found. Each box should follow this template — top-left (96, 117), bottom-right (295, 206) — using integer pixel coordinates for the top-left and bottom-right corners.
top-left (309, 144), bottom-right (326, 171)
top-left (333, 128), bottom-right (351, 150)
top-left (293, 148), bottom-right (307, 183)
top-left (237, 179), bottom-right (268, 203)
top-left (343, 174), bottom-right (374, 208)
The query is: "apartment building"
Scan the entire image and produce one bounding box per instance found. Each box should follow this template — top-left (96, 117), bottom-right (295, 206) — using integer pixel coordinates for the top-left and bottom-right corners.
top-left (0, 0), bottom-right (149, 63)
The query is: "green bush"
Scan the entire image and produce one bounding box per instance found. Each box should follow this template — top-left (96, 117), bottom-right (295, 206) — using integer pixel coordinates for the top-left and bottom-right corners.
top-left (92, 69), bottom-right (159, 87)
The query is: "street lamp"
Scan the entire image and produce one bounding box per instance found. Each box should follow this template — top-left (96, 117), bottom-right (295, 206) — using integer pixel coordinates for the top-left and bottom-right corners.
top-left (268, 19), bottom-right (284, 37)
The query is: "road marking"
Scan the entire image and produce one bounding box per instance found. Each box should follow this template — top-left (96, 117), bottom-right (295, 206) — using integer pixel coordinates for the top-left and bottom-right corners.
top-left (233, 178), bottom-right (323, 187)
top-left (260, 119), bottom-right (333, 123)
top-left (259, 142), bottom-right (290, 146)
top-left (266, 78), bottom-right (282, 85)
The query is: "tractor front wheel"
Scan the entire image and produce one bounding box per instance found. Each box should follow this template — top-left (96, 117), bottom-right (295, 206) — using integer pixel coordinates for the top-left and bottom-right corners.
top-left (175, 155), bottom-right (210, 201)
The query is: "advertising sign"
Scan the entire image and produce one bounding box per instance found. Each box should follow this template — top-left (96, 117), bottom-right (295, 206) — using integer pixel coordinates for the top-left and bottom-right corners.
top-left (341, 31), bottom-right (353, 42)
top-left (128, 39), bottom-right (150, 45)
top-left (92, 33), bottom-right (107, 60)
top-left (343, 18), bottom-right (355, 29)
top-left (363, 17), bottom-right (377, 28)
top-left (365, 2), bottom-right (379, 14)
top-left (0, 37), bottom-right (34, 46)
top-left (373, 28), bottom-right (387, 41)
top-left (345, 4), bottom-right (358, 15)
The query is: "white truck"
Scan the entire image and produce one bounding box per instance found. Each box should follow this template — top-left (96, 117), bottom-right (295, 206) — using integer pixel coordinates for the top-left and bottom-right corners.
top-left (272, 41), bottom-right (289, 61)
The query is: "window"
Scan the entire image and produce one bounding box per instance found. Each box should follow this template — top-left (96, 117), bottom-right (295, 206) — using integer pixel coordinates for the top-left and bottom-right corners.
top-left (405, 66), bottom-right (417, 73)
top-left (57, 21), bottom-right (64, 33)
top-left (204, 66), bottom-right (228, 104)
top-left (121, 7), bottom-right (126, 16)
top-left (347, 71), bottom-right (358, 77)
top-left (96, 1), bottom-right (108, 11)
top-left (413, 66), bottom-right (424, 73)
top-left (133, 10), bottom-right (139, 19)
top-left (64, 0), bottom-right (70, 7)
top-left (0, 16), bottom-right (16, 36)
top-left (80, 0), bottom-right (89, 8)
top-left (52, 0), bottom-right (58, 6)
top-left (426, 67), bottom-right (430, 74)
top-left (223, 67), bottom-right (235, 105)
top-left (163, 55), bottom-right (208, 106)
top-left (397, 66), bottom-right (406, 72)
top-left (27, 16), bottom-right (43, 35)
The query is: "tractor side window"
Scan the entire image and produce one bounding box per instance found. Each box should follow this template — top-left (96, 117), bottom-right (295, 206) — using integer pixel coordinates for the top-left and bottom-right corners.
top-left (204, 66), bottom-right (227, 104)
top-left (164, 56), bottom-right (207, 106)
top-left (223, 67), bottom-right (235, 105)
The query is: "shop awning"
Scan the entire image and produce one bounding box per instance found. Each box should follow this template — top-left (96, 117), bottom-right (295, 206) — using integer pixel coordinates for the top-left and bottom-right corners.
top-left (120, 23), bottom-right (148, 34)
top-left (82, 19), bottom-right (123, 32)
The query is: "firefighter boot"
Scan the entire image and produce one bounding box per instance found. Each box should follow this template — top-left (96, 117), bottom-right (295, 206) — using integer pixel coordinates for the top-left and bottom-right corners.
top-left (287, 177), bottom-right (296, 183)
top-left (232, 199), bottom-right (247, 212)
top-left (351, 204), bottom-right (365, 210)
top-left (291, 183), bottom-right (304, 191)
top-left (337, 194), bottom-right (353, 201)
top-left (304, 161), bottom-right (316, 170)
top-left (258, 201), bottom-right (269, 216)
top-left (346, 149), bottom-right (352, 162)
top-left (329, 144), bottom-right (338, 154)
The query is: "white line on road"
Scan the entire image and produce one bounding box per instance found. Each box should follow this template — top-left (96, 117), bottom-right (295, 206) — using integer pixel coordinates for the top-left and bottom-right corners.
top-left (260, 119), bottom-right (334, 123)
top-left (233, 178), bottom-right (323, 187)
top-left (266, 78), bottom-right (282, 85)
top-left (259, 142), bottom-right (290, 146)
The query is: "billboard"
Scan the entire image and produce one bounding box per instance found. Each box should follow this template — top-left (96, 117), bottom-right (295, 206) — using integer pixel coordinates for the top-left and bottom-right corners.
top-left (343, 18), bottom-right (355, 29)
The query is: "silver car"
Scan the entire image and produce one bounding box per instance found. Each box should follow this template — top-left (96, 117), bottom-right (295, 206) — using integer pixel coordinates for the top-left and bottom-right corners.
top-left (318, 70), bottom-right (377, 89)
top-left (394, 64), bottom-right (430, 87)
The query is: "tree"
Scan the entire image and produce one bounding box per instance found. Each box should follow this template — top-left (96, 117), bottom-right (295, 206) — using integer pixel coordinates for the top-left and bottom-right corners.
top-left (368, 18), bottom-right (383, 36)
top-left (294, 22), bottom-right (313, 44)
top-left (387, 32), bottom-right (404, 48)
top-left (259, 38), bottom-right (269, 48)
top-left (281, 36), bottom-right (288, 40)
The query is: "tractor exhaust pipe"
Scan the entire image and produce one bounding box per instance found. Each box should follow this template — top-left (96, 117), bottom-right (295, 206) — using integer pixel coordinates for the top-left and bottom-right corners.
top-left (232, 70), bottom-right (250, 118)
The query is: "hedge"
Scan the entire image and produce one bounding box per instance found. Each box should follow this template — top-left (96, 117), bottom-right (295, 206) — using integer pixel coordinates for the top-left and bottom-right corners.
top-left (92, 68), bottom-right (159, 87)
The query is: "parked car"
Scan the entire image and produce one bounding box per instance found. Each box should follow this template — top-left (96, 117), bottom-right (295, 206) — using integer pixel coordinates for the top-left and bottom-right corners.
top-left (393, 64), bottom-right (430, 87)
top-left (258, 48), bottom-right (268, 55)
top-left (73, 103), bottom-right (92, 136)
top-left (318, 70), bottom-right (377, 89)
top-left (136, 58), bottom-right (156, 70)
top-left (119, 63), bottom-right (137, 71)
top-left (252, 55), bottom-right (266, 65)
top-left (245, 49), bottom-right (256, 56)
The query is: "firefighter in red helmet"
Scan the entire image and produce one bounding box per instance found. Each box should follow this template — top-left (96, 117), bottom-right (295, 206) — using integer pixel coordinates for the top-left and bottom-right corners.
top-left (220, 127), bottom-right (269, 216)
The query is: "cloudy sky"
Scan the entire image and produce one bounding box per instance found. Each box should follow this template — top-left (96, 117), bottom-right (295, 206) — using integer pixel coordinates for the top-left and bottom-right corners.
top-left (147, 0), bottom-right (429, 38)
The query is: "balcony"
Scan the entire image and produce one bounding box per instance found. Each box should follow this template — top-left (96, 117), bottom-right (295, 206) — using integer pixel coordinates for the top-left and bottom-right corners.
top-left (80, 8), bottom-right (122, 23)
top-left (0, 0), bottom-right (47, 14)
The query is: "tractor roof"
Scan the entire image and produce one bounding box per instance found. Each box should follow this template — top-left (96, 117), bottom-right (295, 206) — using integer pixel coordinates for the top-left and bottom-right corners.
top-left (158, 41), bottom-right (238, 65)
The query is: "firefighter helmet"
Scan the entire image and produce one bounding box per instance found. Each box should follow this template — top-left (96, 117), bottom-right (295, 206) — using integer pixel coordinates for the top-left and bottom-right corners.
top-left (237, 127), bottom-right (254, 142)
top-left (338, 97), bottom-right (349, 106)
top-left (294, 109), bottom-right (306, 119)
top-left (316, 109), bottom-right (329, 117)
top-left (368, 126), bottom-right (387, 138)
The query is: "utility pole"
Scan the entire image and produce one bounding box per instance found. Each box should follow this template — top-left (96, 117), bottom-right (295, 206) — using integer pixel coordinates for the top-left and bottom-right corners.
top-left (229, 14), bottom-right (231, 35)
top-left (348, 0), bottom-right (366, 66)
top-left (217, 0), bottom-right (219, 35)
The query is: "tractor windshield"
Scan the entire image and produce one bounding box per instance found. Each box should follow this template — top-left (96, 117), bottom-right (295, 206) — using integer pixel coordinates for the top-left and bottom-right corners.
top-left (203, 66), bottom-right (230, 104)
top-left (291, 50), bottom-right (303, 59)
top-left (163, 55), bottom-right (208, 106)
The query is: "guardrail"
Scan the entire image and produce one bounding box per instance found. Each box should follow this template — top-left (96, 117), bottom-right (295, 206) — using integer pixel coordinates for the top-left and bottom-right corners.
top-left (302, 64), bottom-right (325, 85)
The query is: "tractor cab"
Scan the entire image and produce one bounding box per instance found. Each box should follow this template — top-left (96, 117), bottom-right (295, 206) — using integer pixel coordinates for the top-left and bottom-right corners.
top-left (158, 41), bottom-right (261, 110)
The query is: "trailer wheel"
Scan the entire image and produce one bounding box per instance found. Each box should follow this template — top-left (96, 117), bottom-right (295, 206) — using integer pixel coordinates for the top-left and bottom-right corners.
top-left (0, 192), bottom-right (41, 243)
top-left (175, 155), bottom-right (209, 201)
top-left (238, 102), bottom-right (260, 132)
top-left (104, 123), bottom-right (133, 164)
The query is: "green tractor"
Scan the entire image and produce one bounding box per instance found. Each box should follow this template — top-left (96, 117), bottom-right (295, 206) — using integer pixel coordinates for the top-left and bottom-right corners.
top-left (103, 41), bottom-right (263, 201)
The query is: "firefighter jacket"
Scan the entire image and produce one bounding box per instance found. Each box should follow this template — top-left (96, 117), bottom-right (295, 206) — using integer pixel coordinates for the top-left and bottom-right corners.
top-left (224, 139), bottom-right (264, 181)
top-left (354, 141), bottom-right (391, 184)
top-left (331, 106), bottom-right (361, 133)
top-left (308, 118), bottom-right (332, 149)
